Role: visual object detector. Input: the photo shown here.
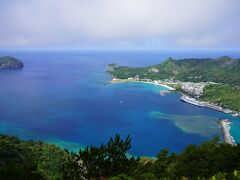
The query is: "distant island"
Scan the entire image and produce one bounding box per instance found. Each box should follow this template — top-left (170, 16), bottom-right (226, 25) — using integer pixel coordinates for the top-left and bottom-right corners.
top-left (0, 56), bottom-right (24, 69)
top-left (107, 56), bottom-right (240, 115)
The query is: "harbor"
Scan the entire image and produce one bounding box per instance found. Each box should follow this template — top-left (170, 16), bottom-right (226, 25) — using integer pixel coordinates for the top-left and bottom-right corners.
top-left (217, 119), bottom-right (236, 145)
top-left (112, 77), bottom-right (240, 117)
top-left (180, 94), bottom-right (239, 116)
top-left (180, 95), bottom-right (204, 107)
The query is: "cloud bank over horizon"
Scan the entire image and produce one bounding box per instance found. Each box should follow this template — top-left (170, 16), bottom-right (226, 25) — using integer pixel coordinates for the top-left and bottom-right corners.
top-left (0, 0), bottom-right (240, 49)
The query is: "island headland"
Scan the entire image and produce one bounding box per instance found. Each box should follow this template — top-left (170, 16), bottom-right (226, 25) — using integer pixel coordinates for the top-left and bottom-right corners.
top-left (107, 56), bottom-right (240, 117)
top-left (107, 56), bottom-right (240, 145)
top-left (0, 56), bottom-right (24, 69)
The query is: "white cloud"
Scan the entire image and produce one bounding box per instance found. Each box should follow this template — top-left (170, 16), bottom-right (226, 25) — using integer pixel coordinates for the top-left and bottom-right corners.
top-left (0, 0), bottom-right (239, 48)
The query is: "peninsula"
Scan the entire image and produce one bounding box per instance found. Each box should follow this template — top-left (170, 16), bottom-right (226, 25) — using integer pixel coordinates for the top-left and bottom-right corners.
top-left (0, 56), bottom-right (24, 69)
top-left (107, 56), bottom-right (240, 115)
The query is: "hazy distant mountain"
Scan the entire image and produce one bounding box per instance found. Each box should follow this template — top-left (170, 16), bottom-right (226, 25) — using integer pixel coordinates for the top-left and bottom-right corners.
top-left (0, 56), bottom-right (24, 69)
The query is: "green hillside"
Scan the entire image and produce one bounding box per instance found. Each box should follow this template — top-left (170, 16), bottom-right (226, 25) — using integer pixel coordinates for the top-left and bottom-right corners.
top-left (201, 84), bottom-right (240, 112)
top-left (107, 56), bottom-right (240, 112)
top-left (107, 56), bottom-right (240, 86)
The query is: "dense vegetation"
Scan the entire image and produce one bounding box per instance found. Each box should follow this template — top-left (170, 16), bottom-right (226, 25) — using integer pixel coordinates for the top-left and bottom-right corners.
top-left (107, 56), bottom-right (240, 112)
top-left (63, 134), bottom-right (139, 180)
top-left (107, 56), bottom-right (240, 86)
top-left (0, 56), bottom-right (24, 69)
top-left (201, 84), bottom-right (240, 112)
top-left (0, 134), bottom-right (67, 180)
top-left (1, 134), bottom-right (240, 179)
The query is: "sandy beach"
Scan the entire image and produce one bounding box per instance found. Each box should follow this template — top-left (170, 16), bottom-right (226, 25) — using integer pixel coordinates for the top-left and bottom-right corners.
top-left (111, 78), bottom-right (175, 90)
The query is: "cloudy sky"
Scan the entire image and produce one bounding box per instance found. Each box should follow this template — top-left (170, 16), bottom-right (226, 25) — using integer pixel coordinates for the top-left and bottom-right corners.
top-left (0, 0), bottom-right (240, 49)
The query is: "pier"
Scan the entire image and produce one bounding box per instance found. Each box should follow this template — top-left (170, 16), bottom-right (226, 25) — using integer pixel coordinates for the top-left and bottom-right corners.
top-left (218, 119), bottom-right (236, 145)
top-left (204, 103), bottom-right (223, 112)
top-left (160, 90), bottom-right (172, 96)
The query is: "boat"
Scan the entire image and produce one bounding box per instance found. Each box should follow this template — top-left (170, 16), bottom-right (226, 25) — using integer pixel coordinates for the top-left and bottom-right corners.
top-left (180, 95), bottom-right (204, 107)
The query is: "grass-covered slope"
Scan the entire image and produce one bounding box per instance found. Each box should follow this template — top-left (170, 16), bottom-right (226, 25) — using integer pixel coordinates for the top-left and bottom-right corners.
top-left (201, 84), bottom-right (240, 112)
top-left (108, 56), bottom-right (240, 86)
top-left (0, 56), bottom-right (24, 69)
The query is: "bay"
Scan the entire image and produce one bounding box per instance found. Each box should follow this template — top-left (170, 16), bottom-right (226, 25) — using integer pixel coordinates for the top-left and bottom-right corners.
top-left (0, 49), bottom-right (239, 156)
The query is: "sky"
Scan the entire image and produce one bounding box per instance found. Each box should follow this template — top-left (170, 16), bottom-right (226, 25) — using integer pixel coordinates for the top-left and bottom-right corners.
top-left (0, 0), bottom-right (240, 49)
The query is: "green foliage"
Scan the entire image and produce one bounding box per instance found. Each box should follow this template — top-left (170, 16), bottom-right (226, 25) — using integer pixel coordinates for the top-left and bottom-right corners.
top-left (2, 134), bottom-right (240, 179)
top-left (31, 142), bottom-right (68, 179)
top-left (130, 157), bottom-right (156, 180)
top-left (107, 56), bottom-right (240, 86)
top-left (65, 134), bottom-right (140, 179)
top-left (152, 137), bottom-right (240, 179)
top-left (109, 173), bottom-right (134, 180)
top-left (201, 84), bottom-right (240, 112)
top-left (0, 134), bottom-right (67, 180)
top-left (62, 150), bottom-right (86, 180)
top-left (0, 134), bottom-right (42, 180)
top-left (153, 149), bottom-right (178, 179)
top-left (108, 57), bottom-right (240, 112)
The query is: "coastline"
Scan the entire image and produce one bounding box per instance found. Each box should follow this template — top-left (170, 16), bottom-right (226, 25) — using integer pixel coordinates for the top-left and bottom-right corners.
top-left (177, 93), bottom-right (238, 145)
top-left (180, 92), bottom-right (239, 117)
top-left (110, 77), bottom-right (239, 145)
top-left (111, 78), bottom-right (176, 91)
top-left (111, 78), bottom-right (239, 117)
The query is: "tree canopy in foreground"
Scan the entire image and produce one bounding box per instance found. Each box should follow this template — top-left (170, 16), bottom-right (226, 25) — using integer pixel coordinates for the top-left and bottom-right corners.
top-left (1, 134), bottom-right (240, 179)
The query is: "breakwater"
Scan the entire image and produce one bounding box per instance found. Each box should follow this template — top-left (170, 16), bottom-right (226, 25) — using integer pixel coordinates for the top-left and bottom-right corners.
top-left (218, 119), bottom-right (236, 145)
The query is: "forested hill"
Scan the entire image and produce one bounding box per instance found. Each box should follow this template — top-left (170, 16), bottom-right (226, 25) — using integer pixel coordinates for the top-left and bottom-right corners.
top-left (107, 56), bottom-right (240, 86)
top-left (0, 56), bottom-right (24, 69)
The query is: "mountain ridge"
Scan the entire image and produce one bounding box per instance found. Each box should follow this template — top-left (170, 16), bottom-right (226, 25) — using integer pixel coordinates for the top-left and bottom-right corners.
top-left (107, 56), bottom-right (240, 86)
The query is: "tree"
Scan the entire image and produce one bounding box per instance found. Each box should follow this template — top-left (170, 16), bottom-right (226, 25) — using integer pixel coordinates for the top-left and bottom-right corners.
top-left (104, 134), bottom-right (139, 177)
top-left (72, 134), bottom-right (139, 179)
top-left (0, 135), bottom-right (42, 180)
top-left (62, 150), bottom-right (87, 180)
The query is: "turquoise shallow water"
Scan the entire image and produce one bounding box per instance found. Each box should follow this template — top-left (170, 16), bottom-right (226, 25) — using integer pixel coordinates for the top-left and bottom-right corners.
top-left (0, 49), bottom-right (239, 156)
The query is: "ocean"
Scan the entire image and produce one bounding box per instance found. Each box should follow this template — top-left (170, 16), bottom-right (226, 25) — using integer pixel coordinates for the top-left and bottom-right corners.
top-left (0, 49), bottom-right (240, 156)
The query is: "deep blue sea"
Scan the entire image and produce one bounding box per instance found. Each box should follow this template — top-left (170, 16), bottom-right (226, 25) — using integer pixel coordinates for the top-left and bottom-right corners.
top-left (0, 49), bottom-right (240, 156)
